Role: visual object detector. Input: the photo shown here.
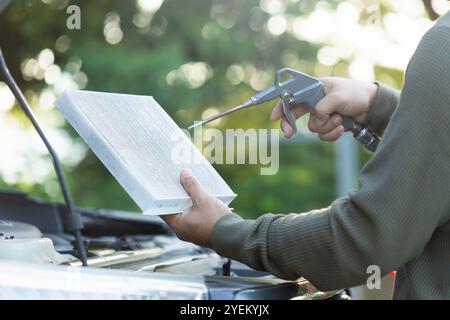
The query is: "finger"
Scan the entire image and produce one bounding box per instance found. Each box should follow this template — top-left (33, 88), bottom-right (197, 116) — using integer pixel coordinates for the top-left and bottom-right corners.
top-left (308, 114), bottom-right (342, 134)
top-left (271, 102), bottom-right (309, 121)
top-left (314, 92), bottom-right (347, 123)
top-left (281, 117), bottom-right (294, 138)
top-left (180, 169), bottom-right (207, 206)
top-left (291, 104), bottom-right (309, 119)
top-left (318, 125), bottom-right (345, 142)
top-left (271, 101), bottom-right (283, 121)
top-left (279, 105), bottom-right (309, 138)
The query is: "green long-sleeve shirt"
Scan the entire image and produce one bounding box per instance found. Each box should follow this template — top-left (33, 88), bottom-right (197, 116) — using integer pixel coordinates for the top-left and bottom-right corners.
top-left (212, 13), bottom-right (450, 300)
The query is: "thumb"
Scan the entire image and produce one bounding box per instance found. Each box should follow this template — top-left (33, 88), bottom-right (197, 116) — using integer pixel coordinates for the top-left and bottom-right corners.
top-left (180, 169), bottom-right (206, 205)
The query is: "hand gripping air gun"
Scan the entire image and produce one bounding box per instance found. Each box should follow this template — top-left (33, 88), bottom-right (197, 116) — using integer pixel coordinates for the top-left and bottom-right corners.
top-left (189, 68), bottom-right (379, 152)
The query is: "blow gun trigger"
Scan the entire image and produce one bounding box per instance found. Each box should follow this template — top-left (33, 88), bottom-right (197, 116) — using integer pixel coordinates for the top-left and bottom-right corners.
top-left (280, 92), bottom-right (298, 134)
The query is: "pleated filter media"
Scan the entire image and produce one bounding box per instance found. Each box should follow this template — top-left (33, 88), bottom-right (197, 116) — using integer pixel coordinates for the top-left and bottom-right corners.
top-left (55, 90), bottom-right (236, 215)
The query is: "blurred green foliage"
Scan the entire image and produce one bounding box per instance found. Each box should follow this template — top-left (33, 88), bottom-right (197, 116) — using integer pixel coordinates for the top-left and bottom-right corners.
top-left (0, 0), bottom-right (405, 219)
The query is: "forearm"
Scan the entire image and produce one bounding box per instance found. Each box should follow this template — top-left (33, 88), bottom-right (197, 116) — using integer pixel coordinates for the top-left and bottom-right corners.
top-left (213, 197), bottom-right (416, 291)
top-left (212, 27), bottom-right (450, 291)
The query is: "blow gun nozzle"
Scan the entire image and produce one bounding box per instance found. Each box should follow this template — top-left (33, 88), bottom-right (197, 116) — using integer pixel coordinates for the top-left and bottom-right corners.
top-left (187, 98), bottom-right (255, 130)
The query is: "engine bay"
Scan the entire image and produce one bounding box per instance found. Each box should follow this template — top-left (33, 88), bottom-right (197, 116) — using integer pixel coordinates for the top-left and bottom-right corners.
top-left (0, 190), bottom-right (349, 300)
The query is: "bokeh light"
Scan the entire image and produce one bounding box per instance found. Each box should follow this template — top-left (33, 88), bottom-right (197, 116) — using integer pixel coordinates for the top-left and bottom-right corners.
top-left (0, 0), bottom-right (447, 213)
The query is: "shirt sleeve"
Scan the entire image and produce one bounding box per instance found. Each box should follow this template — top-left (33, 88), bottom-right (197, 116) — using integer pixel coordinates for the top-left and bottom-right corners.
top-left (212, 26), bottom-right (450, 291)
top-left (366, 82), bottom-right (400, 136)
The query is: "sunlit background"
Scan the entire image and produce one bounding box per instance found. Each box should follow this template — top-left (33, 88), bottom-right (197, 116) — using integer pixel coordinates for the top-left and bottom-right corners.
top-left (0, 0), bottom-right (448, 219)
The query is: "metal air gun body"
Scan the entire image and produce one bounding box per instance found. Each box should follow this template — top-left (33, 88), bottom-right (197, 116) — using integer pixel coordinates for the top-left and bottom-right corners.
top-left (189, 68), bottom-right (379, 152)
